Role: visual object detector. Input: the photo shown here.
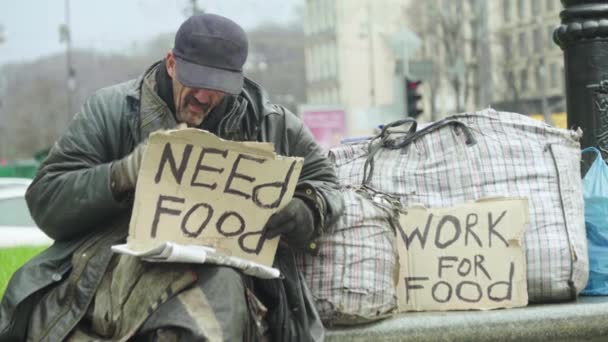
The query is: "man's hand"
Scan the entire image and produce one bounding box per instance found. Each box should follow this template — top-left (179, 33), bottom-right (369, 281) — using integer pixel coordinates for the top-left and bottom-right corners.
top-left (263, 197), bottom-right (315, 248)
top-left (110, 124), bottom-right (187, 198)
top-left (110, 142), bottom-right (147, 197)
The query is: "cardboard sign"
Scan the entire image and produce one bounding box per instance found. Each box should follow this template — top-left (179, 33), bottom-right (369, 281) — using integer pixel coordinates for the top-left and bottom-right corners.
top-left (127, 129), bottom-right (303, 267)
top-left (396, 198), bottom-right (529, 311)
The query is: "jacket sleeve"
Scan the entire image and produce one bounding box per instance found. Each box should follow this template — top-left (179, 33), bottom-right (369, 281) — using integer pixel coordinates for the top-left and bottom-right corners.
top-left (26, 92), bottom-right (132, 241)
top-left (282, 108), bottom-right (344, 240)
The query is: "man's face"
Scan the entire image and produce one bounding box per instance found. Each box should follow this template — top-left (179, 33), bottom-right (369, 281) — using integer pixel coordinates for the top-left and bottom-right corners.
top-left (166, 52), bottom-right (226, 126)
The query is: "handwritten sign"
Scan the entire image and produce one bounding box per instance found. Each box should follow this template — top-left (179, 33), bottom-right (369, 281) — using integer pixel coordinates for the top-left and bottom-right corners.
top-left (396, 198), bottom-right (529, 311)
top-left (127, 129), bottom-right (303, 267)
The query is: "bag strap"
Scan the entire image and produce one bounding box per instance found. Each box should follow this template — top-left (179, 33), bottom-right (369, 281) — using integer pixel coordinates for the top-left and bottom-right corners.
top-left (392, 118), bottom-right (476, 150)
top-left (378, 119), bottom-right (418, 140)
top-left (362, 119), bottom-right (417, 186)
top-left (362, 118), bottom-right (476, 186)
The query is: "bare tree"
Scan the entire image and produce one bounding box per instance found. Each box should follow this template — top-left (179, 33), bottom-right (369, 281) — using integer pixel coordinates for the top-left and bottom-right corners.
top-left (0, 50), bottom-right (146, 158)
top-left (406, 0), bottom-right (485, 113)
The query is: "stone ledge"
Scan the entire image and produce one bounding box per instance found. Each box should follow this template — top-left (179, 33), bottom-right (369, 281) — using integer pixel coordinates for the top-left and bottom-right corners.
top-left (326, 296), bottom-right (608, 341)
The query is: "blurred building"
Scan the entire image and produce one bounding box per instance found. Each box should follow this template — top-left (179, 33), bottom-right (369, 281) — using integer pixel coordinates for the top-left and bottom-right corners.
top-left (409, 0), bottom-right (490, 121)
top-left (491, 0), bottom-right (565, 116)
top-left (303, 0), bottom-right (565, 136)
top-left (303, 0), bottom-right (412, 137)
top-left (410, 0), bottom-right (564, 120)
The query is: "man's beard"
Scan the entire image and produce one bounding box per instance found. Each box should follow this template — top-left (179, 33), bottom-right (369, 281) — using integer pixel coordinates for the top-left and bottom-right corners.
top-left (186, 94), bottom-right (211, 113)
top-left (177, 95), bottom-right (211, 126)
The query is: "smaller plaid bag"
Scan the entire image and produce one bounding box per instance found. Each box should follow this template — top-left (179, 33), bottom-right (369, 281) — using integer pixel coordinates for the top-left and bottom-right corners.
top-left (297, 187), bottom-right (400, 325)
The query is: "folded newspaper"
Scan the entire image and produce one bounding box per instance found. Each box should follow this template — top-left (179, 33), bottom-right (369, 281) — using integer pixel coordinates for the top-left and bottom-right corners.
top-left (111, 242), bottom-right (280, 279)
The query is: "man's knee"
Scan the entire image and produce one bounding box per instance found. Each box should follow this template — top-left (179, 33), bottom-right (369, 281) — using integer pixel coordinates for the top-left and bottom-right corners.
top-left (139, 266), bottom-right (251, 341)
top-left (194, 265), bottom-right (244, 286)
top-left (194, 265), bottom-right (245, 296)
top-left (193, 265), bottom-right (249, 320)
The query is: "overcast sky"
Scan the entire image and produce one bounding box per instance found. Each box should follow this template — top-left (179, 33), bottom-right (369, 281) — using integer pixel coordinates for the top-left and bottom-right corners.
top-left (0, 0), bottom-right (300, 65)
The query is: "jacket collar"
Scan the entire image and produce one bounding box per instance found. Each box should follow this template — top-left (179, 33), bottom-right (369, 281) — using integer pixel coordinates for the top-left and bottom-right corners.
top-left (125, 61), bottom-right (178, 141)
top-left (139, 63), bottom-right (178, 138)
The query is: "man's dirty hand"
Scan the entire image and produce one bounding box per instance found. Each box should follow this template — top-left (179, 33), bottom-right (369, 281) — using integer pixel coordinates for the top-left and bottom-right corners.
top-left (110, 124), bottom-right (187, 198)
top-left (263, 197), bottom-right (315, 248)
top-left (110, 142), bottom-right (147, 197)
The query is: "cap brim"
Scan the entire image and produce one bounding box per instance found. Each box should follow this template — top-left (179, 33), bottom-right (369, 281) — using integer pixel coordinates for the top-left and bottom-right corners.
top-left (175, 56), bottom-right (243, 95)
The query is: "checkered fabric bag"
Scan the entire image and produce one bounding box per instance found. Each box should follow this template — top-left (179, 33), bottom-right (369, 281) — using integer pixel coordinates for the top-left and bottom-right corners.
top-left (329, 109), bottom-right (587, 303)
top-left (297, 188), bottom-right (400, 325)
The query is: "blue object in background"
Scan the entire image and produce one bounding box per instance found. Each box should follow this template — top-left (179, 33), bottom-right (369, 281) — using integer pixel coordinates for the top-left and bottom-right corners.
top-left (581, 147), bottom-right (608, 295)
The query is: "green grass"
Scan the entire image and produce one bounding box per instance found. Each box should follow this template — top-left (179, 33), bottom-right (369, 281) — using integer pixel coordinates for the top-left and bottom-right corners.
top-left (0, 246), bottom-right (47, 298)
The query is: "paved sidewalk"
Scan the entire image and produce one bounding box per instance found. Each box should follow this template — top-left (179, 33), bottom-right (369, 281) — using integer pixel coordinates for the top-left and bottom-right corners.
top-left (327, 296), bottom-right (608, 341)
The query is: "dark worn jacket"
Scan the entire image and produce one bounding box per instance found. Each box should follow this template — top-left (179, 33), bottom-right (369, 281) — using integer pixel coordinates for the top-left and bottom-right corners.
top-left (0, 62), bottom-right (343, 341)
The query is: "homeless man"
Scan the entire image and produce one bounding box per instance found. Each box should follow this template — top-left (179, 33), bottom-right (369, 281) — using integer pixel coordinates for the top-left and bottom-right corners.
top-left (0, 13), bottom-right (343, 342)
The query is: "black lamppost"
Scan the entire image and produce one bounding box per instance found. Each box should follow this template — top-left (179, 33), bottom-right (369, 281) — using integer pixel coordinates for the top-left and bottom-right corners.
top-left (555, 0), bottom-right (608, 157)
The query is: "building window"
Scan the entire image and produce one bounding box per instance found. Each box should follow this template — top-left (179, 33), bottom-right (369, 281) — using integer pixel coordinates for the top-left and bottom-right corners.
top-left (506, 70), bottom-right (516, 90)
top-left (518, 0), bottom-right (526, 19)
top-left (304, 3), bottom-right (311, 35)
top-left (313, 0), bottom-right (323, 33)
top-left (317, 0), bottom-right (324, 31)
top-left (328, 44), bottom-right (334, 77)
top-left (520, 68), bottom-right (528, 91)
top-left (321, 44), bottom-right (326, 80)
top-left (502, 34), bottom-right (511, 57)
top-left (309, 0), bottom-right (316, 34)
top-left (314, 46), bottom-right (321, 81)
top-left (332, 44), bottom-right (338, 77)
top-left (550, 63), bottom-right (559, 89)
top-left (532, 0), bottom-right (540, 15)
top-left (305, 50), bottom-right (312, 82)
top-left (470, 20), bottom-right (476, 40)
top-left (329, 0), bottom-right (336, 28)
top-left (519, 32), bottom-right (528, 56)
top-left (503, 0), bottom-right (511, 22)
top-left (535, 65), bottom-right (543, 91)
top-left (322, 0), bottom-right (330, 31)
top-left (331, 87), bottom-right (339, 104)
top-left (309, 47), bottom-right (315, 81)
top-left (533, 27), bottom-right (543, 52)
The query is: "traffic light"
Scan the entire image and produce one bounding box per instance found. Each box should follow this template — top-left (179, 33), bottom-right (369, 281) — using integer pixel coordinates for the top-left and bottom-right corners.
top-left (405, 78), bottom-right (423, 118)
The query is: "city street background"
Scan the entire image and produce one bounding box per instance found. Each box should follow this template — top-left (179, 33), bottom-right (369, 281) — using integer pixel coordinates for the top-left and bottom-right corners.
top-left (0, 0), bottom-right (565, 160)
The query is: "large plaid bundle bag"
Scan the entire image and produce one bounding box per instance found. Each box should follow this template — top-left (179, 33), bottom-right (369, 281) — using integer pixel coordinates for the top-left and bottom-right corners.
top-left (297, 188), bottom-right (400, 325)
top-left (329, 109), bottom-right (587, 302)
